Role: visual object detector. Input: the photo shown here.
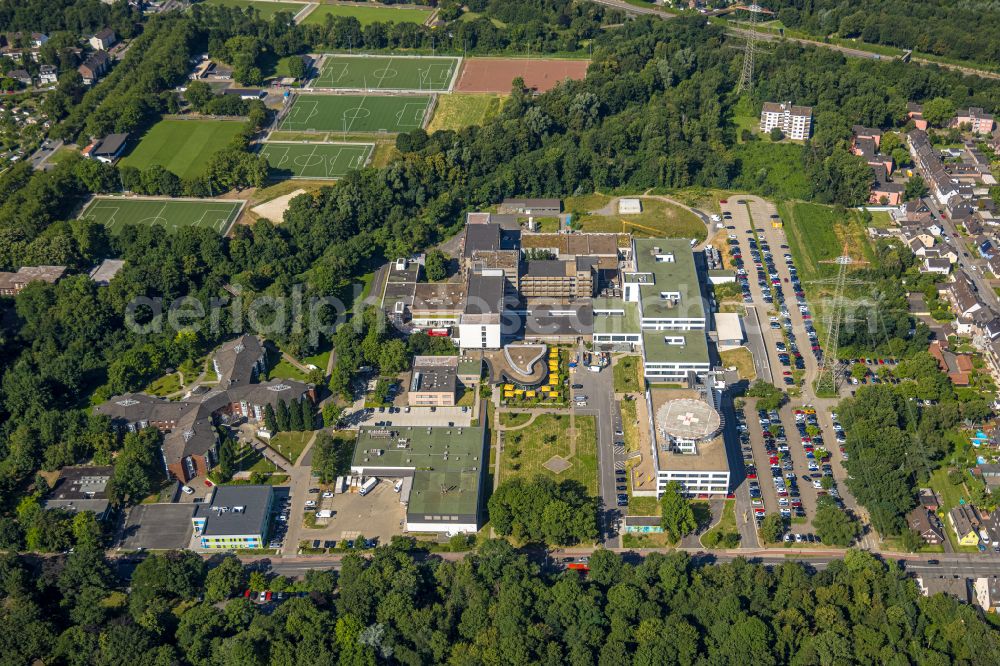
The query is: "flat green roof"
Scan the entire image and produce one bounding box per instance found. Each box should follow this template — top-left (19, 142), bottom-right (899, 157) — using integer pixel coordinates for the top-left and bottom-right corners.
top-left (632, 238), bottom-right (705, 320)
top-left (641, 330), bottom-right (710, 365)
top-left (594, 301), bottom-right (641, 335)
top-left (457, 357), bottom-right (482, 376)
top-left (353, 423), bottom-right (486, 517)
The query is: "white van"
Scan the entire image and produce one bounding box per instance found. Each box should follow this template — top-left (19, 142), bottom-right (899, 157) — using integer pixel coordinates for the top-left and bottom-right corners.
top-left (316, 510), bottom-right (334, 519)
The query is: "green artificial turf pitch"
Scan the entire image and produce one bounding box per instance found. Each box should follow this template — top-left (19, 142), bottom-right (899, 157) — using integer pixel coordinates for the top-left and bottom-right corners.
top-left (313, 55), bottom-right (459, 91)
top-left (79, 198), bottom-right (244, 235)
top-left (278, 94), bottom-right (432, 133)
top-left (259, 142), bottom-right (374, 179)
top-left (119, 119), bottom-right (247, 179)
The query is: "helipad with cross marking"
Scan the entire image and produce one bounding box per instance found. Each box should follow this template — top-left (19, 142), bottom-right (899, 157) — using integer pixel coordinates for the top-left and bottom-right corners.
top-left (656, 397), bottom-right (721, 442)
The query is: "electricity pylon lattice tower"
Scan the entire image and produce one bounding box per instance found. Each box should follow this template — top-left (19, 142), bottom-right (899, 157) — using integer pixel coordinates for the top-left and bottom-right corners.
top-left (812, 248), bottom-right (870, 395)
top-left (736, 4), bottom-right (764, 93)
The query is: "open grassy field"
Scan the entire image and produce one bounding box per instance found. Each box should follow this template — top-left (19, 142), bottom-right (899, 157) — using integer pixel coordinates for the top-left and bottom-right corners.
top-left (259, 141), bottom-right (373, 179)
top-left (279, 94), bottom-right (432, 133)
top-left (426, 93), bottom-right (505, 132)
top-left (501, 413), bottom-right (597, 494)
top-left (731, 95), bottom-right (758, 142)
top-left (268, 430), bottom-right (312, 464)
top-left (300, 3), bottom-right (432, 26)
top-left (777, 201), bottom-right (872, 287)
top-left (720, 347), bottom-right (755, 381)
top-left (80, 197), bottom-right (244, 235)
top-left (313, 54), bottom-right (459, 91)
top-left (613, 355), bottom-right (642, 393)
top-left (202, 0), bottom-right (306, 18)
top-left (570, 196), bottom-right (706, 241)
top-left (120, 119), bottom-right (247, 179)
top-left (732, 142), bottom-right (811, 201)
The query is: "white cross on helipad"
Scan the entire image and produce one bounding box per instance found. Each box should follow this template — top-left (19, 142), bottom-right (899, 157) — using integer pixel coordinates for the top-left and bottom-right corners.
top-left (677, 412), bottom-right (700, 426)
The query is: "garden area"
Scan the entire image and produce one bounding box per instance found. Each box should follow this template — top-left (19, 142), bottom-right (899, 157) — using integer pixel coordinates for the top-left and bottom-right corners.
top-left (500, 413), bottom-right (597, 494)
top-left (268, 431), bottom-right (312, 464)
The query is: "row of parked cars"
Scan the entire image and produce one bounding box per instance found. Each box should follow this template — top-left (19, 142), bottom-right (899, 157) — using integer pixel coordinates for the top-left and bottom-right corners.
top-left (269, 495), bottom-right (291, 548)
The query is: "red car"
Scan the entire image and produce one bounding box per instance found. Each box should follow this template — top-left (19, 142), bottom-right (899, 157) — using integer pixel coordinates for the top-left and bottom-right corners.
top-left (747, 470), bottom-right (757, 479)
top-left (720, 199), bottom-right (728, 204)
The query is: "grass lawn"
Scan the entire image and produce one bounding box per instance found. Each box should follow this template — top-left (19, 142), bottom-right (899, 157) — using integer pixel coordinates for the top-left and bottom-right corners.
top-left (121, 119), bottom-right (247, 179)
top-left (268, 430), bottom-right (312, 464)
top-left (145, 373), bottom-right (181, 397)
top-left (720, 347), bottom-right (756, 382)
top-left (700, 499), bottom-right (736, 546)
top-left (731, 95), bottom-right (758, 142)
top-left (620, 398), bottom-right (640, 453)
top-left (202, 0), bottom-right (305, 18)
top-left (572, 197), bottom-right (706, 241)
top-left (426, 93), bottom-right (506, 132)
top-left (47, 145), bottom-right (78, 165)
top-left (501, 413), bottom-right (597, 494)
top-left (621, 531), bottom-right (670, 547)
top-left (613, 355), bottom-right (642, 393)
top-left (732, 142), bottom-right (811, 201)
top-left (456, 385), bottom-right (476, 407)
top-left (280, 94), bottom-right (432, 133)
top-left (626, 495), bottom-right (660, 516)
top-left (869, 210), bottom-right (893, 228)
top-left (301, 348), bottom-right (331, 370)
top-left (268, 356), bottom-right (309, 381)
top-left (499, 411), bottom-right (532, 428)
top-left (301, 3), bottom-right (432, 26)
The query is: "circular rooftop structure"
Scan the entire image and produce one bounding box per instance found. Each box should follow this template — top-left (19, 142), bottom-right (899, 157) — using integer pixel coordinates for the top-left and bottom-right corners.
top-left (656, 398), bottom-right (721, 441)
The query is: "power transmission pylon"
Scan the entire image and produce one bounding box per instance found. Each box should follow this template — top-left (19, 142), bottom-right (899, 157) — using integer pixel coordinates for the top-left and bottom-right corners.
top-left (811, 247), bottom-right (869, 395)
top-left (736, 4), bottom-right (763, 93)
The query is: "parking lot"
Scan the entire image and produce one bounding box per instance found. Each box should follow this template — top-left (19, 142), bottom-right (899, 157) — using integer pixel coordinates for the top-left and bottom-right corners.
top-left (121, 503), bottom-right (194, 551)
top-left (299, 481), bottom-right (405, 546)
top-left (723, 196), bottom-right (863, 544)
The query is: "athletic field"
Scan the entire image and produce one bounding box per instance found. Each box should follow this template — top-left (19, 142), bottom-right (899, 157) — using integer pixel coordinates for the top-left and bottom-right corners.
top-left (79, 197), bottom-right (244, 235)
top-left (313, 55), bottom-right (459, 91)
top-left (120, 119), bottom-right (247, 179)
top-left (300, 3), bottom-right (431, 26)
top-left (278, 94), bottom-right (432, 133)
top-left (259, 142), bottom-right (373, 179)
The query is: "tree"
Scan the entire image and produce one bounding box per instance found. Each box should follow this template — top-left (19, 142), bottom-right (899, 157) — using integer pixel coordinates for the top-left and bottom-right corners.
top-left (424, 250), bottom-right (447, 281)
top-left (312, 432), bottom-right (352, 483)
top-left (813, 496), bottom-right (860, 546)
top-left (184, 80), bottom-right (214, 111)
top-left (900, 528), bottom-right (924, 553)
top-left (759, 513), bottom-right (784, 543)
top-left (922, 97), bottom-right (956, 127)
top-left (769, 127), bottom-right (784, 141)
top-left (217, 435), bottom-right (237, 482)
top-left (659, 481), bottom-right (696, 542)
top-left (110, 428), bottom-right (165, 504)
top-left (299, 398), bottom-right (314, 431)
top-left (904, 174), bottom-right (929, 201)
top-left (204, 556), bottom-right (246, 602)
top-left (851, 363), bottom-right (869, 382)
top-left (275, 399), bottom-right (290, 431)
top-left (287, 55), bottom-right (308, 80)
top-left (264, 403), bottom-right (278, 433)
top-left (747, 381), bottom-right (784, 411)
top-left (288, 399), bottom-right (303, 431)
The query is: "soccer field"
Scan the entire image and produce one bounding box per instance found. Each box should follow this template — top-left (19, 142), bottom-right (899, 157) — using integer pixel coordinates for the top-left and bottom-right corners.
top-left (279, 94), bottom-right (432, 133)
top-left (259, 142), bottom-right (373, 179)
top-left (79, 198), bottom-right (244, 235)
top-left (120, 119), bottom-right (247, 179)
top-left (313, 55), bottom-right (459, 91)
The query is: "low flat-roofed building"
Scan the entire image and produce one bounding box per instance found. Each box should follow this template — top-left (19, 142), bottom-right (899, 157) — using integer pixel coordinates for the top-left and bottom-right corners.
top-left (89, 258), bottom-right (125, 286)
top-left (974, 576), bottom-right (1000, 613)
top-left (352, 422), bottom-right (488, 533)
top-left (648, 385), bottom-right (730, 497)
top-left (523, 303), bottom-right (594, 341)
top-left (83, 132), bottom-right (128, 163)
top-left (192, 485), bottom-right (273, 550)
top-left (641, 330), bottom-right (710, 383)
top-left (43, 465), bottom-right (115, 520)
top-left (409, 355), bottom-right (458, 406)
top-left (714, 312), bottom-right (744, 350)
top-left (498, 197), bottom-right (561, 216)
top-left (0, 265), bottom-right (66, 295)
top-left (410, 282), bottom-right (466, 327)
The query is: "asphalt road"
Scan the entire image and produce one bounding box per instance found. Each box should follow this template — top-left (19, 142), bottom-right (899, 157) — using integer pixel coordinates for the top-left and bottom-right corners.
top-left (571, 341), bottom-right (621, 547)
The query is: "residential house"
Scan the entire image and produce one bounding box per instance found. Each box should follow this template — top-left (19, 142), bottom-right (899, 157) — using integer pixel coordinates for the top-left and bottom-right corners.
top-left (760, 101), bottom-right (813, 140)
top-left (922, 257), bottom-right (952, 275)
top-left (919, 488), bottom-right (941, 512)
top-left (942, 272), bottom-right (983, 319)
top-left (0, 265), bottom-right (66, 296)
top-left (38, 64), bottom-right (57, 84)
top-left (870, 166), bottom-right (905, 205)
top-left (952, 107), bottom-right (995, 135)
top-left (8, 69), bottom-right (31, 86)
top-left (918, 575), bottom-right (971, 603)
top-left (908, 102), bottom-right (928, 130)
top-left (906, 506), bottom-right (944, 545)
top-left (909, 130), bottom-right (961, 204)
top-left (948, 504), bottom-right (982, 546)
top-left (974, 576), bottom-right (1000, 613)
top-left (78, 50), bottom-right (110, 85)
top-left (852, 125), bottom-right (883, 147)
top-left (89, 28), bottom-right (117, 51)
top-left (980, 463), bottom-right (1000, 491)
top-left (922, 246), bottom-right (958, 264)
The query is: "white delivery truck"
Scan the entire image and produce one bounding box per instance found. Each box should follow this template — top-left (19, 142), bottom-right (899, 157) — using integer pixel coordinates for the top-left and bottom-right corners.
top-left (393, 479), bottom-right (403, 493)
top-left (316, 510), bottom-right (333, 519)
top-left (334, 476), bottom-right (345, 494)
top-left (359, 477), bottom-right (378, 496)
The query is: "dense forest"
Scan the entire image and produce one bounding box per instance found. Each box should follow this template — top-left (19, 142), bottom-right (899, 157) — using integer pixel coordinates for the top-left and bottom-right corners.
top-left (0, 0), bottom-right (136, 35)
top-left (2, 543), bottom-right (999, 665)
top-left (767, 0), bottom-right (1000, 67)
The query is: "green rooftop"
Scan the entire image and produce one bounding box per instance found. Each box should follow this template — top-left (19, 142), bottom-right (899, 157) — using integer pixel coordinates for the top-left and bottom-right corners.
top-left (594, 301), bottom-right (641, 335)
top-left (631, 238), bottom-right (705, 321)
top-left (352, 423), bottom-right (487, 519)
top-left (641, 330), bottom-right (710, 365)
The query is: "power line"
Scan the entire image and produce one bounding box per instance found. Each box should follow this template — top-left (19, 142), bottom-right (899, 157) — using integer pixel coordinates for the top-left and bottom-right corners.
top-left (736, 4), bottom-right (763, 93)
